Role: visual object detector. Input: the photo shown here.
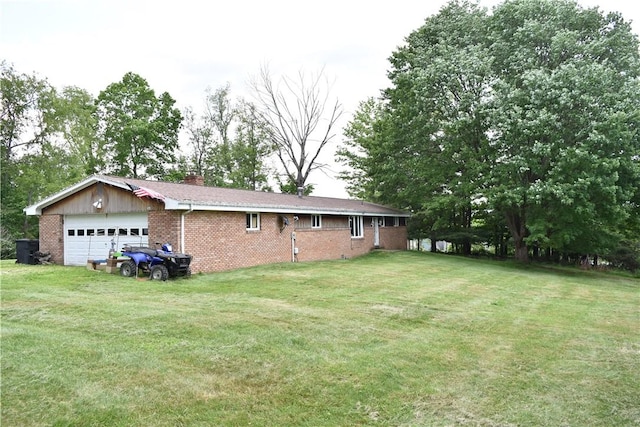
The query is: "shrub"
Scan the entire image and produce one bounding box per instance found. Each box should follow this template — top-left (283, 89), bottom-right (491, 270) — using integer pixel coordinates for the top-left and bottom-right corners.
top-left (605, 240), bottom-right (640, 272)
top-left (1, 226), bottom-right (16, 259)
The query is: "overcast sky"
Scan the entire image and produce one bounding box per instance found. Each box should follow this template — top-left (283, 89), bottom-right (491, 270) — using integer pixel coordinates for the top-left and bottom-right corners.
top-left (1, 0), bottom-right (639, 197)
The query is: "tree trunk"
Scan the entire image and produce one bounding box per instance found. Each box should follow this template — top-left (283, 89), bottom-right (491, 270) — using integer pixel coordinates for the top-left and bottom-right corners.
top-left (505, 210), bottom-right (529, 262)
top-left (495, 227), bottom-right (507, 257)
top-left (514, 239), bottom-right (529, 262)
top-left (463, 240), bottom-right (471, 256)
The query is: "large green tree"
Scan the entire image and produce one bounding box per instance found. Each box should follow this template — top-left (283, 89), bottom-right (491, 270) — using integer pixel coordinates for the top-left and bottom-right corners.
top-left (485, 0), bottom-right (640, 261)
top-left (339, 0), bottom-right (640, 262)
top-left (57, 86), bottom-right (99, 175)
top-left (337, 97), bottom-right (389, 201)
top-left (96, 72), bottom-right (182, 179)
top-left (393, 0), bottom-right (491, 255)
top-left (202, 84), bottom-right (236, 186)
top-left (182, 85), bottom-right (273, 190)
top-left (229, 100), bottom-right (273, 191)
top-left (1, 62), bottom-right (98, 254)
top-left (339, 1), bottom-right (493, 255)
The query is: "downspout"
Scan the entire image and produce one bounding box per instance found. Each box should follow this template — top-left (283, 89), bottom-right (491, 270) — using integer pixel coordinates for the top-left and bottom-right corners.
top-left (291, 231), bottom-right (296, 263)
top-left (181, 204), bottom-right (194, 253)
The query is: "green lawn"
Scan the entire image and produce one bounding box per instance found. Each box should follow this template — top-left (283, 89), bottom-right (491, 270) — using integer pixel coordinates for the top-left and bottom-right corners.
top-left (2, 251), bottom-right (639, 426)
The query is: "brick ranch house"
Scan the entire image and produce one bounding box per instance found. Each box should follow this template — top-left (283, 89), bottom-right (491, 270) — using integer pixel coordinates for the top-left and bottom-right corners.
top-left (25, 175), bottom-right (410, 273)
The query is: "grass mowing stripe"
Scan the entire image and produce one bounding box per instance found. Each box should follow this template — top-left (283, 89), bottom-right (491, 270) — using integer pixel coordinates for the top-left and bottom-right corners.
top-left (2, 251), bottom-right (638, 426)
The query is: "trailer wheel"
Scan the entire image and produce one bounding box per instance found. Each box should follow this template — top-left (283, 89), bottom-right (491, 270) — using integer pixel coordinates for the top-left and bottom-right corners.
top-left (150, 264), bottom-right (169, 281)
top-left (120, 260), bottom-right (137, 277)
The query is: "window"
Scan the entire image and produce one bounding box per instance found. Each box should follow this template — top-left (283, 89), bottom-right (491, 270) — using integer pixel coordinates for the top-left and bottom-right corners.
top-left (67, 229), bottom-right (75, 236)
top-left (349, 216), bottom-right (363, 238)
top-left (394, 217), bottom-right (400, 227)
top-left (118, 228), bottom-right (128, 236)
top-left (311, 214), bottom-right (322, 229)
top-left (77, 229), bottom-right (85, 236)
top-left (246, 213), bottom-right (260, 230)
top-left (108, 228), bottom-right (116, 236)
top-left (130, 228), bottom-right (140, 236)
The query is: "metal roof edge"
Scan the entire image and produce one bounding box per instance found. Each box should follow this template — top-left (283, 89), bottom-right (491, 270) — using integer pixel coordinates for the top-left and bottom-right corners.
top-left (166, 202), bottom-right (411, 217)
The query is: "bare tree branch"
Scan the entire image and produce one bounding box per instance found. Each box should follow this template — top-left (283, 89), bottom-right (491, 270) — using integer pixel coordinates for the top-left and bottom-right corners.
top-left (249, 64), bottom-right (343, 193)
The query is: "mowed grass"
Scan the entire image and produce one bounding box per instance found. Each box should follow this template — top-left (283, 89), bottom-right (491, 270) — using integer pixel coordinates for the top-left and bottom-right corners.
top-left (1, 251), bottom-right (639, 426)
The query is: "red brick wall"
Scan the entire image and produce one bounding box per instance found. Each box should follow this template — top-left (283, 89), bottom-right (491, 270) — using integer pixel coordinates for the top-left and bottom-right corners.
top-left (295, 228), bottom-right (351, 261)
top-left (293, 217), bottom-right (407, 262)
top-left (39, 214), bottom-right (64, 264)
top-left (148, 210), bottom-right (181, 250)
top-left (172, 211), bottom-right (408, 273)
top-left (379, 226), bottom-right (409, 250)
top-left (293, 228), bottom-right (386, 261)
top-left (182, 211), bottom-right (291, 273)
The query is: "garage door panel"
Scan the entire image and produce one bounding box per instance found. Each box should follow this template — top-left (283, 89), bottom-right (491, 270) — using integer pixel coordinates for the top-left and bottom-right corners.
top-left (64, 214), bottom-right (148, 265)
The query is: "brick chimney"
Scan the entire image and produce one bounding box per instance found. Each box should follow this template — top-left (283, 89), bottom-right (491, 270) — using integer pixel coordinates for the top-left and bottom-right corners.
top-left (183, 174), bottom-right (204, 186)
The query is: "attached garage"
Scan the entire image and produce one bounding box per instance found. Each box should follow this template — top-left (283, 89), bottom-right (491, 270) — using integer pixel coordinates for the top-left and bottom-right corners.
top-left (25, 177), bottom-right (162, 267)
top-left (64, 213), bottom-right (148, 265)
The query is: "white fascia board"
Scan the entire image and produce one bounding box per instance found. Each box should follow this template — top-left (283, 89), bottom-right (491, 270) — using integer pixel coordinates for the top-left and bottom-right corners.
top-left (165, 202), bottom-right (409, 217)
top-left (162, 198), bottom-right (181, 210)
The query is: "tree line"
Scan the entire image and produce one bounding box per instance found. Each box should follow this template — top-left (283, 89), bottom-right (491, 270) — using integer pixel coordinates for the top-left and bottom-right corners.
top-left (1, 62), bottom-right (342, 257)
top-left (337, 0), bottom-right (640, 270)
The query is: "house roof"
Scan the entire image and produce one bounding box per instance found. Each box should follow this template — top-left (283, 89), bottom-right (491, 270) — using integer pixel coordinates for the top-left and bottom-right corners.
top-left (25, 175), bottom-right (411, 217)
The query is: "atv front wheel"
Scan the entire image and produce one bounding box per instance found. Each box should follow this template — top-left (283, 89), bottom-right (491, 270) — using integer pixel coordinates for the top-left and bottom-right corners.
top-left (120, 260), bottom-right (137, 277)
top-left (149, 264), bottom-right (169, 281)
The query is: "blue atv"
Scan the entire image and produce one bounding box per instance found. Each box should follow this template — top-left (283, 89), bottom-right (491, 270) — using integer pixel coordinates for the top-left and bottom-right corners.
top-left (119, 243), bottom-right (192, 281)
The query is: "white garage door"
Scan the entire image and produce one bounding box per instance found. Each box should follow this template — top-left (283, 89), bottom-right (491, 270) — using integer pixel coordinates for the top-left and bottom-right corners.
top-left (64, 213), bottom-right (149, 266)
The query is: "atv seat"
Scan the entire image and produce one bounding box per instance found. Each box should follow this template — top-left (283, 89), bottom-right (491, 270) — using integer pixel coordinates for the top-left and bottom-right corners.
top-left (122, 246), bottom-right (158, 257)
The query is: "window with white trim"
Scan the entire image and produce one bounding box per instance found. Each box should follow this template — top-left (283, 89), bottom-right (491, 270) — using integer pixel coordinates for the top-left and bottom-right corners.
top-left (349, 215), bottom-right (363, 238)
top-left (311, 214), bottom-right (322, 229)
top-left (394, 217), bottom-right (400, 227)
top-left (246, 213), bottom-right (260, 230)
